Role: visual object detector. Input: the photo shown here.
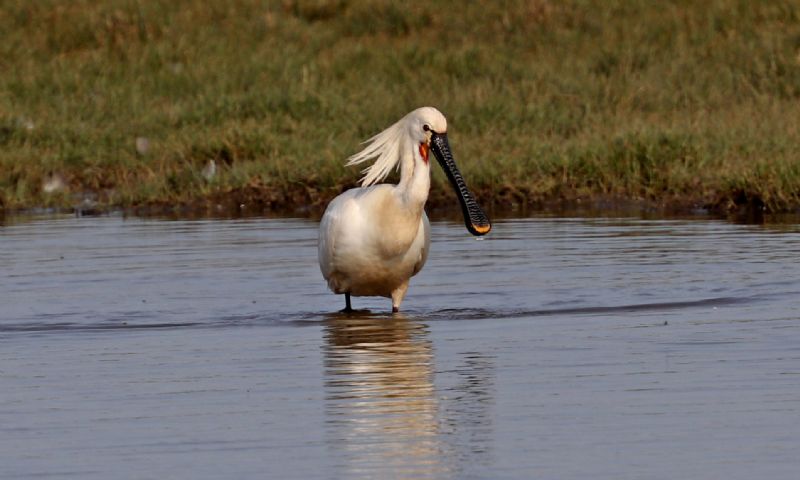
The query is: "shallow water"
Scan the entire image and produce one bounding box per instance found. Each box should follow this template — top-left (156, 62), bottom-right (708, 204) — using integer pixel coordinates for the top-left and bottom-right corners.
top-left (1, 214), bottom-right (799, 479)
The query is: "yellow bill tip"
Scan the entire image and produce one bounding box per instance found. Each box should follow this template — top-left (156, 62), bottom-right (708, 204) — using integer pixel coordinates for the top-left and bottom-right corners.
top-left (471, 223), bottom-right (491, 235)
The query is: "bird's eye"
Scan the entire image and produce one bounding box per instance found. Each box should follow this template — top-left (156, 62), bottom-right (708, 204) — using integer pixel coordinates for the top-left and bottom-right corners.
top-left (422, 124), bottom-right (430, 132)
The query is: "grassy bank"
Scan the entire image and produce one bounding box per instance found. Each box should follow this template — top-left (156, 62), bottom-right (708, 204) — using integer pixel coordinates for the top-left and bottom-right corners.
top-left (2, 0), bottom-right (800, 214)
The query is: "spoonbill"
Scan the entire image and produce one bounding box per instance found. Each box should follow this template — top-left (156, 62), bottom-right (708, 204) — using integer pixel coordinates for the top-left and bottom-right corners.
top-left (318, 107), bottom-right (491, 313)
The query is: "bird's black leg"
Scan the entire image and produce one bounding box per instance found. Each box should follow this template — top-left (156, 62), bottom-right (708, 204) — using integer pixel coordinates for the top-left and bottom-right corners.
top-left (341, 293), bottom-right (352, 313)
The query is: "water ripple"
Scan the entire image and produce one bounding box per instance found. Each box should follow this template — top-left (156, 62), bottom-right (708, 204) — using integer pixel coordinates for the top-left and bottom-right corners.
top-left (0, 293), bottom-right (777, 336)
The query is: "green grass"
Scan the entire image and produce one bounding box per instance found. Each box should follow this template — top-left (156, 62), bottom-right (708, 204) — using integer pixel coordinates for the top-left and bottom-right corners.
top-left (2, 0), bottom-right (800, 213)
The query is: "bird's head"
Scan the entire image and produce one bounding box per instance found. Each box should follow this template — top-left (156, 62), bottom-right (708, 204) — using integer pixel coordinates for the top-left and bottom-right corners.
top-left (406, 107), bottom-right (447, 166)
top-left (408, 107), bottom-right (491, 236)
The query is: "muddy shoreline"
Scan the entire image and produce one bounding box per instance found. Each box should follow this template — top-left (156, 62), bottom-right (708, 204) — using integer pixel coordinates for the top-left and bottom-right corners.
top-left (2, 183), bottom-right (790, 226)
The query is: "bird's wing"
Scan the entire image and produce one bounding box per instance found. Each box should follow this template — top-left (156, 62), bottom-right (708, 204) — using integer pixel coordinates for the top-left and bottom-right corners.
top-left (412, 213), bottom-right (431, 276)
top-left (318, 189), bottom-right (363, 280)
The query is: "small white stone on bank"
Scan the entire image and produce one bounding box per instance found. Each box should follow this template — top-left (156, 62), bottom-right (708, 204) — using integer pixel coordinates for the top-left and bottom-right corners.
top-left (135, 137), bottom-right (150, 155)
top-left (202, 159), bottom-right (217, 181)
top-left (42, 173), bottom-right (67, 193)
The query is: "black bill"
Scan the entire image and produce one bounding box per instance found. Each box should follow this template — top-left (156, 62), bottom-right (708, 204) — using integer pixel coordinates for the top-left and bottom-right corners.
top-left (430, 132), bottom-right (491, 236)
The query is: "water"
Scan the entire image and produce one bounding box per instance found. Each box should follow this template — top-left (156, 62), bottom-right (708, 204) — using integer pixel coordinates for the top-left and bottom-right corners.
top-left (1, 214), bottom-right (799, 479)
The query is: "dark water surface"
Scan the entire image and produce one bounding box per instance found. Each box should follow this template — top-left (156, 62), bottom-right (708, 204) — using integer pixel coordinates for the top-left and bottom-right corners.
top-left (1, 214), bottom-right (799, 479)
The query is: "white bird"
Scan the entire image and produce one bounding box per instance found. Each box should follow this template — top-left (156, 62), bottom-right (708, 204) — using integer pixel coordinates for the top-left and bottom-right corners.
top-left (318, 107), bottom-right (491, 313)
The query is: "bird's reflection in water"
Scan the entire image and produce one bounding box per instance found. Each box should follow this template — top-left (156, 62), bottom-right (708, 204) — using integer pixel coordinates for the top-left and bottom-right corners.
top-left (323, 313), bottom-right (449, 479)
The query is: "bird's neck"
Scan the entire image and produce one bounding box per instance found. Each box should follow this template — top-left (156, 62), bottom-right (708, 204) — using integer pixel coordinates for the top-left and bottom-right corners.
top-left (396, 140), bottom-right (430, 213)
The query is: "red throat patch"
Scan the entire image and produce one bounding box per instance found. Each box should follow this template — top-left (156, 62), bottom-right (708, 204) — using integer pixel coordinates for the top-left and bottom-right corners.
top-left (419, 142), bottom-right (429, 164)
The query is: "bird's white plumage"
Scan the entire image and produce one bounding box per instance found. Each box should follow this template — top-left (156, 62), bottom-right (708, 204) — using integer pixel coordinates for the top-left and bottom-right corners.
top-left (346, 106), bottom-right (447, 188)
top-left (319, 107), bottom-right (445, 311)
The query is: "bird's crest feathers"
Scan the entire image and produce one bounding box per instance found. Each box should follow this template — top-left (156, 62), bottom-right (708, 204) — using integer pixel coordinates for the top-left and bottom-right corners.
top-left (346, 107), bottom-right (446, 187)
top-left (345, 116), bottom-right (407, 187)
